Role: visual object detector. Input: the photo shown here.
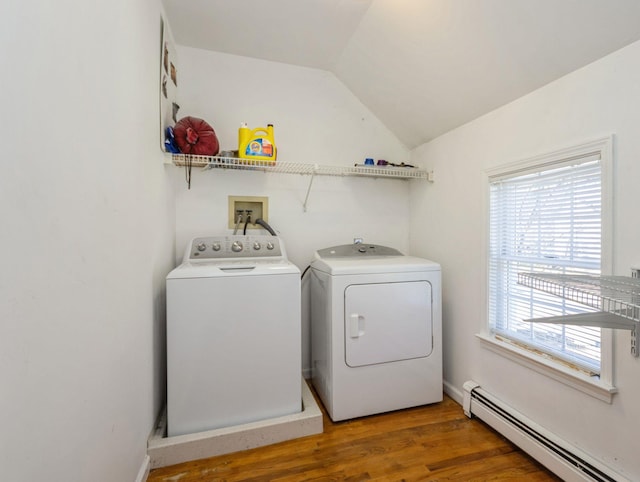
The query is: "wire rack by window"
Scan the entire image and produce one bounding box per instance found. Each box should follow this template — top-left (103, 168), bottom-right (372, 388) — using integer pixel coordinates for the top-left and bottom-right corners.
top-left (518, 273), bottom-right (640, 322)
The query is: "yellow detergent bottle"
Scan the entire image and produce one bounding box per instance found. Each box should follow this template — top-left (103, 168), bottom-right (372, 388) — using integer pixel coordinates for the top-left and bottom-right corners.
top-left (238, 123), bottom-right (277, 164)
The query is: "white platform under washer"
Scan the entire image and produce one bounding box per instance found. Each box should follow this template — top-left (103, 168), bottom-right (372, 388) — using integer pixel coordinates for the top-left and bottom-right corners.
top-left (166, 235), bottom-right (301, 437)
top-left (310, 243), bottom-right (442, 421)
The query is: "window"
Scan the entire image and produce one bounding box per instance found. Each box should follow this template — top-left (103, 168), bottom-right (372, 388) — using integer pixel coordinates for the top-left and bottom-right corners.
top-left (486, 138), bottom-right (613, 385)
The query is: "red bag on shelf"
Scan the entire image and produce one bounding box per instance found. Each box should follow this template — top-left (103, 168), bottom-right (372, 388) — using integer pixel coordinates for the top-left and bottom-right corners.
top-left (173, 116), bottom-right (220, 156)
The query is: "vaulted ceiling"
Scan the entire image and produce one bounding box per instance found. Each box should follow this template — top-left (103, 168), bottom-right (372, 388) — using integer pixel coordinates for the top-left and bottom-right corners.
top-left (163, 0), bottom-right (640, 149)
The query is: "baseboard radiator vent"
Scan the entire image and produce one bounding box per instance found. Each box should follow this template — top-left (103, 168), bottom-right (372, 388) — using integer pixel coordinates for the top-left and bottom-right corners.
top-left (462, 381), bottom-right (627, 482)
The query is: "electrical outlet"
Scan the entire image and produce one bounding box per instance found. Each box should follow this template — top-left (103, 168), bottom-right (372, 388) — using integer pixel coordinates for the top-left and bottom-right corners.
top-left (228, 196), bottom-right (269, 230)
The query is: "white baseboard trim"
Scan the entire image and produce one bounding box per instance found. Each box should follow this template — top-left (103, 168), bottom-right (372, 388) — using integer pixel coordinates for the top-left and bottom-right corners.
top-left (134, 454), bottom-right (150, 482)
top-left (443, 379), bottom-right (463, 405)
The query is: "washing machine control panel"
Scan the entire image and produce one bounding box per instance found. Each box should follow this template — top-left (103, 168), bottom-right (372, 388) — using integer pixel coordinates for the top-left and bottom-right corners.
top-left (187, 235), bottom-right (284, 260)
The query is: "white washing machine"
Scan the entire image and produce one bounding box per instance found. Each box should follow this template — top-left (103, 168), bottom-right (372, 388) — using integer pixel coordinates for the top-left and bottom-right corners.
top-left (166, 235), bottom-right (301, 437)
top-left (310, 243), bottom-right (442, 421)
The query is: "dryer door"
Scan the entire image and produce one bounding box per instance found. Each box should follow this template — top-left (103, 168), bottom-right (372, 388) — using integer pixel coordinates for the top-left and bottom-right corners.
top-left (344, 281), bottom-right (432, 367)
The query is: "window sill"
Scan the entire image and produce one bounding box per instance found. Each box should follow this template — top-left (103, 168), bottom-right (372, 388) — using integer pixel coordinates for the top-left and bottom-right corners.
top-left (476, 333), bottom-right (617, 403)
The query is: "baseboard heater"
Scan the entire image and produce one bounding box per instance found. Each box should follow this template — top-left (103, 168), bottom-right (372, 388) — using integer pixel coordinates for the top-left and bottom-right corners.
top-left (462, 381), bottom-right (627, 482)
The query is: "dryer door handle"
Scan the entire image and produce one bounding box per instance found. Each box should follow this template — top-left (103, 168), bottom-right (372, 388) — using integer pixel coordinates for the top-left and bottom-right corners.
top-left (349, 313), bottom-right (365, 338)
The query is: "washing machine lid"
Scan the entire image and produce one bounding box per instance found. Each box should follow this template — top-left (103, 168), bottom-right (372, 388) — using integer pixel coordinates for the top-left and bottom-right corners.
top-left (312, 244), bottom-right (440, 275)
top-left (167, 259), bottom-right (300, 279)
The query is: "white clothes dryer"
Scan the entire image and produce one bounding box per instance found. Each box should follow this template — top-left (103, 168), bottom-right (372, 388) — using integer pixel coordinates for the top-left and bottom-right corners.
top-left (310, 243), bottom-right (442, 421)
top-left (166, 235), bottom-right (301, 437)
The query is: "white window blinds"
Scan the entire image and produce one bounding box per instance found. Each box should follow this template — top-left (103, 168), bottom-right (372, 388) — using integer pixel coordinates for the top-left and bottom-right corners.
top-left (488, 157), bottom-right (602, 373)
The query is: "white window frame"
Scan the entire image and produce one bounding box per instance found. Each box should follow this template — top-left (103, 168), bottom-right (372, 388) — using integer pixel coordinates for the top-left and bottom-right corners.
top-left (479, 136), bottom-right (616, 403)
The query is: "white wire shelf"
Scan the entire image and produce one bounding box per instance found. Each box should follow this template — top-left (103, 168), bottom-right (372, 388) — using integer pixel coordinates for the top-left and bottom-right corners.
top-left (172, 154), bottom-right (432, 180)
top-left (518, 273), bottom-right (640, 322)
top-left (518, 272), bottom-right (640, 356)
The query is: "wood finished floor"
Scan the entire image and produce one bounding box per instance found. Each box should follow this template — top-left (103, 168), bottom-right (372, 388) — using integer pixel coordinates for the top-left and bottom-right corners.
top-left (147, 388), bottom-right (560, 481)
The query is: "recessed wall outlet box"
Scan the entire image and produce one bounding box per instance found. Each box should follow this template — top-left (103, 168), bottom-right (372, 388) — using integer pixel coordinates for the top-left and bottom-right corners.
top-left (228, 195), bottom-right (269, 229)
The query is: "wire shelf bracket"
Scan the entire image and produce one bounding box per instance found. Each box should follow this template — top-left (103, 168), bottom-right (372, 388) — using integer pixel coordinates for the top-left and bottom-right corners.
top-left (302, 166), bottom-right (318, 213)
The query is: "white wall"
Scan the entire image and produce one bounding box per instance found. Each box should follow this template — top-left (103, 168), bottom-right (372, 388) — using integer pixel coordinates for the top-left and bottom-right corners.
top-left (0, 1), bottom-right (174, 481)
top-left (409, 40), bottom-right (640, 478)
top-left (170, 47), bottom-right (412, 373)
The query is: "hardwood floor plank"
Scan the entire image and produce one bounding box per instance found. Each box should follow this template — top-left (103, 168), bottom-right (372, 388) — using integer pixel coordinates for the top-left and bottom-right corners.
top-left (148, 387), bottom-right (560, 482)
top-left (428, 450), bottom-right (554, 481)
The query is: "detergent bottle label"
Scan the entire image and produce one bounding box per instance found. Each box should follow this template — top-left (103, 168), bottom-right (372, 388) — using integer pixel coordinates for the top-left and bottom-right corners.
top-left (245, 138), bottom-right (273, 157)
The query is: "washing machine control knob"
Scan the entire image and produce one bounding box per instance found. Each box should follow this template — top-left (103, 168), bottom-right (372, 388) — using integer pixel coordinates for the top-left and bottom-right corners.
top-left (231, 241), bottom-right (244, 252)
top-left (212, 242), bottom-right (221, 251)
top-left (266, 242), bottom-right (274, 250)
top-left (253, 242), bottom-right (261, 250)
top-left (197, 242), bottom-right (207, 252)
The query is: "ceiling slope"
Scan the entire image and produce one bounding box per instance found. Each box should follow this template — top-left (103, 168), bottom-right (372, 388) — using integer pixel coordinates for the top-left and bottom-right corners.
top-left (163, 0), bottom-right (640, 149)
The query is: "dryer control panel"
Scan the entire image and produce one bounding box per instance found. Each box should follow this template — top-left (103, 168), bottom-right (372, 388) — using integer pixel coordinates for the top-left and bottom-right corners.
top-left (187, 235), bottom-right (284, 260)
top-left (316, 243), bottom-right (403, 258)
